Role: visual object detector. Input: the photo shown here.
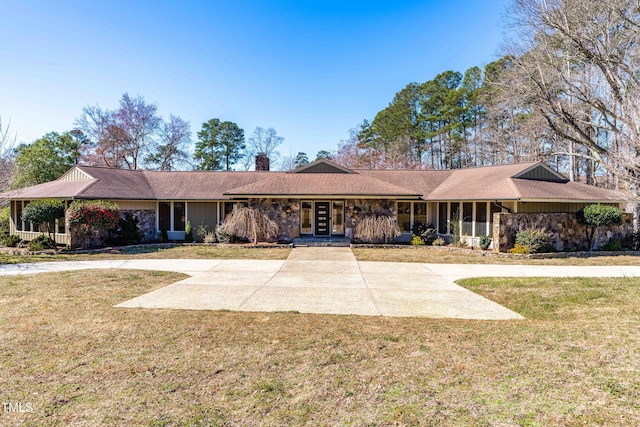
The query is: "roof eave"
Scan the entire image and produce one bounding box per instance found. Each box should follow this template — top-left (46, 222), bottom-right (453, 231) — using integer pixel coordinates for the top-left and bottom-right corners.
top-left (519, 198), bottom-right (628, 204)
top-left (224, 193), bottom-right (422, 199)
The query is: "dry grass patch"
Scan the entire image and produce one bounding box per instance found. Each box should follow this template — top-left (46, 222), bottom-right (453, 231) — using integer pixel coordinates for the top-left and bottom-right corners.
top-left (353, 246), bottom-right (640, 265)
top-left (1, 271), bottom-right (639, 425)
top-left (0, 244), bottom-right (291, 265)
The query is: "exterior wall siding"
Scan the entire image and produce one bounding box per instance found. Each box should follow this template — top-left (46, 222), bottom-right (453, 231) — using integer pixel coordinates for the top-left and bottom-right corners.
top-left (187, 202), bottom-right (218, 242)
top-left (113, 201), bottom-right (157, 210)
top-left (518, 166), bottom-right (564, 181)
top-left (515, 202), bottom-right (617, 214)
top-left (59, 168), bottom-right (92, 181)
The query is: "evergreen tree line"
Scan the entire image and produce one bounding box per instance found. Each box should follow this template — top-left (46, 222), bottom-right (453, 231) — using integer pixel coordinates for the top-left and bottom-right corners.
top-left (334, 0), bottom-right (640, 197)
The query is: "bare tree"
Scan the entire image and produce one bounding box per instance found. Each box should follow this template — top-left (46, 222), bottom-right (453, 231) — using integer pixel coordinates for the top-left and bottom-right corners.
top-left (146, 114), bottom-right (192, 171)
top-left (277, 150), bottom-right (298, 171)
top-left (504, 0), bottom-right (640, 194)
top-left (75, 93), bottom-right (161, 169)
top-left (0, 116), bottom-right (16, 196)
top-left (241, 127), bottom-right (284, 170)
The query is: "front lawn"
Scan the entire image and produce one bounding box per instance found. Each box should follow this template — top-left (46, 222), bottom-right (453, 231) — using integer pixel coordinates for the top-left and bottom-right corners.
top-left (0, 244), bottom-right (291, 264)
top-left (353, 246), bottom-right (640, 265)
top-left (1, 270), bottom-right (638, 425)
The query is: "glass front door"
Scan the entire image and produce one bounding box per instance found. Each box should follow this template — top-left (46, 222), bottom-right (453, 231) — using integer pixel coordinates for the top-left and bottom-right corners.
top-left (314, 202), bottom-right (330, 236)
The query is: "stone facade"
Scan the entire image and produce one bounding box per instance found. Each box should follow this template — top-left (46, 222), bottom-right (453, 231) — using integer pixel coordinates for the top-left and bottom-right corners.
top-left (345, 199), bottom-right (398, 242)
top-left (68, 209), bottom-right (156, 249)
top-left (494, 212), bottom-right (634, 252)
top-left (122, 209), bottom-right (156, 242)
top-left (248, 198), bottom-right (300, 242)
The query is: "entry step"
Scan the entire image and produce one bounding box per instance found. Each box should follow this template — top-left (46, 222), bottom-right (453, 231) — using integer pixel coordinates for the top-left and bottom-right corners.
top-left (293, 238), bottom-right (351, 247)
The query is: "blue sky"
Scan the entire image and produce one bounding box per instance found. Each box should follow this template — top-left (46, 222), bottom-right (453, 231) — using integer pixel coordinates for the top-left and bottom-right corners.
top-left (1, 0), bottom-right (509, 165)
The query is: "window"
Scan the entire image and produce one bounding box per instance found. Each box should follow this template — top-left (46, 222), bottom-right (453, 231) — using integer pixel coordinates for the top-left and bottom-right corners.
top-left (223, 202), bottom-right (235, 219)
top-left (174, 202), bottom-right (185, 232)
top-left (413, 202), bottom-right (427, 230)
top-left (301, 201), bottom-right (312, 234)
top-left (490, 202), bottom-right (503, 224)
top-left (159, 202), bottom-right (171, 231)
top-left (450, 202), bottom-right (460, 236)
top-left (438, 202), bottom-right (448, 234)
top-left (398, 202), bottom-right (411, 233)
top-left (476, 202), bottom-right (487, 236)
top-left (15, 201), bottom-right (23, 232)
top-left (332, 201), bottom-right (344, 234)
top-left (462, 202), bottom-right (473, 236)
top-left (23, 201), bottom-right (31, 232)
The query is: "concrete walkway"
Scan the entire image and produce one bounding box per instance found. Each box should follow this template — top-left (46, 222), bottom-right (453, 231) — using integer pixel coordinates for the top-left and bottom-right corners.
top-left (2, 247), bottom-right (640, 320)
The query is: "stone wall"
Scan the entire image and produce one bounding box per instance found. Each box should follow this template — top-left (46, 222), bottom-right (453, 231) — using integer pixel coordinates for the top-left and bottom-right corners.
top-left (69, 209), bottom-right (156, 249)
top-left (122, 209), bottom-right (157, 242)
top-left (248, 198), bottom-right (300, 242)
top-left (345, 199), bottom-right (398, 242)
top-left (494, 212), bottom-right (634, 252)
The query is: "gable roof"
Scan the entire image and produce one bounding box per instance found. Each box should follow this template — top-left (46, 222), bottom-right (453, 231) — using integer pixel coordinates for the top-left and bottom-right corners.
top-left (289, 159), bottom-right (355, 174)
top-left (2, 160), bottom-right (626, 203)
top-left (424, 162), bottom-right (622, 202)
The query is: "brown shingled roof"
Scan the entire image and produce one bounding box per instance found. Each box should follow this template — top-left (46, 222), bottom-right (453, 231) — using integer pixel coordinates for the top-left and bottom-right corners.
top-left (143, 170), bottom-right (277, 199)
top-left (224, 171), bottom-right (421, 197)
top-left (2, 160), bottom-right (626, 203)
top-left (2, 179), bottom-right (97, 199)
top-left (425, 162), bottom-right (622, 201)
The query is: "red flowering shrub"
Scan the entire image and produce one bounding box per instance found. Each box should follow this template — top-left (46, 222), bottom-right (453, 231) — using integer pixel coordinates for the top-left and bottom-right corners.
top-left (67, 200), bottom-right (119, 248)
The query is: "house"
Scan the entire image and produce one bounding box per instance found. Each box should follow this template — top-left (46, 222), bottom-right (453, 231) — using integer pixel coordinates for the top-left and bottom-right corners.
top-left (4, 158), bottom-right (627, 249)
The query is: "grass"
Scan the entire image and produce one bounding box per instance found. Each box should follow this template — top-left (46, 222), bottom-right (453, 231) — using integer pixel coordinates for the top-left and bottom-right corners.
top-left (0, 244), bottom-right (291, 264)
top-left (353, 246), bottom-right (640, 265)
top-left (2, 244), bottom-right (638, 266)
top-left (1, 270), bottom-right (639, 425)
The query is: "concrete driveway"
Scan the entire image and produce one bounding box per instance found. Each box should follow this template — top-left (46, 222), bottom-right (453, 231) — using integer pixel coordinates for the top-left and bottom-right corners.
top-left (3, 247), bottom-right (640, 320)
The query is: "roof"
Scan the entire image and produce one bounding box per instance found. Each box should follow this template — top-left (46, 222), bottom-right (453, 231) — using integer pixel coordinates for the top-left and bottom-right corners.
top-left (224, 172), bottom-right (421, 197)
top-left (2, 160), bottom-right (626, 203)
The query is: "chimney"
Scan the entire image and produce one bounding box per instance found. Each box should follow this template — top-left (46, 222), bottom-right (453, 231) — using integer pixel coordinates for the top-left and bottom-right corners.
top-left (255, 152), bottom-right (270, 171)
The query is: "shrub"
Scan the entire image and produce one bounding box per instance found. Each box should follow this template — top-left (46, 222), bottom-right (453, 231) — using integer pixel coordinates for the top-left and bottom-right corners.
top-left (515, 229), bottom-right (552, 253)
top-left (603, 238), bottom-right (622, 251)
top-left (216, 207), bottom-right (279, 244)
top-left (432, 236), bottom-right (446, 246)
top-left (196, 222), bottom-right (209, 242)
top-left (576, 204), bottom-right (623, 251)
top-left (0, 206), bottom-right (10, 238)
top-left (413, 223), bottom-right (437, 245)
top-left (215, 227), bottom-right (240, 244)
top-left (622, 231), bottom-right (640, 251)
top-left (185, 221), bottom-right (194, 243)
top-left (479, 235), bottom-right (492, 250)
top-left (203, 230), bottom-right (217, 244)
top-left (159, 228), bottom-right (169, 242)
top-left (21, 199), bottom-right (65, 237)
top-left (5, 235), bottom-right (21, 247)
top-left (353, 215), bottom-right (401, 243)
top-left (112, 213), bottom-right (143, 246)
top-left (67, 200), bottom-right (120, 248)
top-left (509, 243), bottom-right (531, 254)
top-left (28, 235), bottom-right (57, 251)
top-left (411, 235), bottom-right (425, 246)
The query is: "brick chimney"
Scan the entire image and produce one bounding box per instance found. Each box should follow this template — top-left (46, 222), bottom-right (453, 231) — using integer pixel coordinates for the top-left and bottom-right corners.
top-left (255, 152), bottom-right (270, 171)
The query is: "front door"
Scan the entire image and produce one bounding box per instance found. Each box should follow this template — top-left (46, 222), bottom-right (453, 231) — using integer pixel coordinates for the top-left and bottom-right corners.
top-left (314, 202), bottom-right (330, 236)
